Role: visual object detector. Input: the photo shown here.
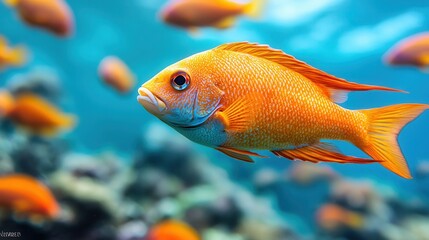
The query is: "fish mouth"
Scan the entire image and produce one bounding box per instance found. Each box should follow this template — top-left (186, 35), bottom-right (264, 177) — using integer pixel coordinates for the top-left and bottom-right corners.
top-left (137, 87), bottom-right (167, 114)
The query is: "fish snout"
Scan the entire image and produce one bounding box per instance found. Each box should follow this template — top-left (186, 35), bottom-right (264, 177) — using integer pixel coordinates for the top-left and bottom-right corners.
top-left (137, 87), bottom-right (167, 114)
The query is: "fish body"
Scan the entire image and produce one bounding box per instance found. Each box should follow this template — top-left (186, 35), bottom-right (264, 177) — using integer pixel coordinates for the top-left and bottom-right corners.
top-left (138, 42), bottom-right (428, 178)
top-left (0, 36), bottom-right (26, 70)
top-left (161, 0), bottom-right (264, 30)
top-left (316, 204), bottom-right (363, 230)
top-left (8, 93), bottom-right (75, 135)
top-left (0, 174), bottom-right (59, 219)
top-left (385, 32), bottom-right (429, 70)
top-left (146, 220), bottom-right (200, 240)
top-left (4, 0), bottom-right (74, 36)
top-left (99, 56), bottom-right (135, 93)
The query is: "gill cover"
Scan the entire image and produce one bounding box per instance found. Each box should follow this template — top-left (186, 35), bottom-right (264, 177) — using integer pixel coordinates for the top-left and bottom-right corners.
top-left (192, 78), bottom-right (224, 125)
top-left (169, 78), bottom-right (223, 128)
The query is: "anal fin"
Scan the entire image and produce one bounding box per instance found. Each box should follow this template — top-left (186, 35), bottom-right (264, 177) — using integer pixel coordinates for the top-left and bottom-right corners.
top-left (217, 146), bottom-right (266, 163)
top-left (272, 143), bottom-right (380, 164)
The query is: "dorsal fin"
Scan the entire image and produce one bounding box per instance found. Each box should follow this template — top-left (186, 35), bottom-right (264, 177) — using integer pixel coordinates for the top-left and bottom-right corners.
top-left (216, 42), bottom-right (403, 102)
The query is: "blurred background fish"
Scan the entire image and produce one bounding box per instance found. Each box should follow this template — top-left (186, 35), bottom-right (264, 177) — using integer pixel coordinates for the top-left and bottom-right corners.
top-left (4, 93), bottom-right (75, 136)
top-left (161, 0), bottom-right (264, 32)
top-left (0, 36), bottom-right (26, 70)
top-left (0, 174), bottom-right (59, 220)
top-left (98, 56), bottom-right (136, 94)
top-left (146, 219), bottom-right (200, 240)
top-left (3, 0), bottom-right (74, 37)
top-left (316, 203), bottom-right (364, 231)
top-left (0, 0), bottom-right (428, 240)
top-left (384, 32), bottom-right (429, 71)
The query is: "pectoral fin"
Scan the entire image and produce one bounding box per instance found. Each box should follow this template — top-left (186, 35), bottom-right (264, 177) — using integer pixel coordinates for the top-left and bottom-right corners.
top-left (216, 146), bottom-right (266, 163)
top-left (215, 95), bottom-right (256, 132)
top-left (272, 143), bottom-right (380, 164)
top-left (213, 17), bottom-right (236, 29)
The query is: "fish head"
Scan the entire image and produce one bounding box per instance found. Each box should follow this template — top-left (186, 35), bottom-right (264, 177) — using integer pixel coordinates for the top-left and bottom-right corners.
top-left (385, 50), bottom-right (423, 67)
top-left (384, 50), bottom-right (410, 66)
top-left (138, 53), bottom-right (224, 128)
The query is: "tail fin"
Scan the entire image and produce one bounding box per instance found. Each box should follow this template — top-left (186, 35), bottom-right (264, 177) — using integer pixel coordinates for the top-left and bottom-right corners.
top-left (359, 104), bottom-right (429, 178)
top-left (244, 0), bottom-right (265, 19)
top-left (59, 115), bottom-right (76, 129)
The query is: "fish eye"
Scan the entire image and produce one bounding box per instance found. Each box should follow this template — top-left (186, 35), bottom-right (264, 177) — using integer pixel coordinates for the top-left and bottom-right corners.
top-left (171, 71), bottom-right (190, 91)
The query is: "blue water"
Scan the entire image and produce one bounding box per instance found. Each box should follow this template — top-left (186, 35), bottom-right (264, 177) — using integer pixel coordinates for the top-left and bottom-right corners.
top-left (0, 0), bottom-right (428, 191)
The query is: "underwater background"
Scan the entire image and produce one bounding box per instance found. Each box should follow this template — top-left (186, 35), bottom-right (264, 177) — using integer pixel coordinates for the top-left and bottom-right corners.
top-left (0, 0), bottom-right (429, 239)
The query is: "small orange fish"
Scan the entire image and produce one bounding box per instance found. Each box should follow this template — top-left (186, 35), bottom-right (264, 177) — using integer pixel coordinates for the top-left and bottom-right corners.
top-left (316, 204), bottom-right (363, 230)
top-left (384, 32), bottom-right (429, 70)
top-left (4, 0), bottom-right (74, 37)
top-left (8, 93), bottom-right (75, 135)
top-left (0, 174), bottom-right (59, 219)
top-left (161, 0), bottom-right (264, 31)
top-left (138, 42), bottom-right (428, 179)
top-left (0, 89), bottom-right (16, 116)
top-left (98, 56), bottom-right (135, 93)
top-left (146, 220), bottom-right (200, 240)
top-left (0, 36), bottom-right (26, 70)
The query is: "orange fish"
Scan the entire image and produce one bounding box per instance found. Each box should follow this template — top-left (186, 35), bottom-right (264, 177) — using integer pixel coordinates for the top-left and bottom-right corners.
top-left (7, 93), bottom-right (75, 135)
top-left (98, 56), bottom-right (136, 93)
top-left (4, 0), bottom-right (74, 37)
top-left (0, 174), bottom-right (59, 219)
top-left (384, 32), bottom-right (429, 70)
top-left (146, 220), bottom-right (200, 240)
top-left (161, 0), bottom-right (264, 31)
top-left (0, 89), bottom-right (16, 116)
top-left (138, 42), bottom-right (428, 179)
top-left (316, 204), bottom-right (363, 230)
top-left (0, 36), bottom-right (26, 70)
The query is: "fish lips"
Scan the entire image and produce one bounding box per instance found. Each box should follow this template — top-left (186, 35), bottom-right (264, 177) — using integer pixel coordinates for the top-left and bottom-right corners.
top-left (137, 87), bottom-right (167, 115)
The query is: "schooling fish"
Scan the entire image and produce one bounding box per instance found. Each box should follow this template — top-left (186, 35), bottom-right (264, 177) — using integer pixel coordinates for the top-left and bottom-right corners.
top-left (161, 0), bottom-right (264, 31)
top-left (137, 42), bottom-right (428, 179)
top-left (0, 174), bottom-right (59, 219)
top-left (98, 56), bottom-right (136, 94)
top-left (384, 32), bottom-right (429, 71)
top-left (8, 93), bottom-right (75, 136)
top-left (4, 0), bottom-right (74, 37)
top-left (146, 220), bottom-right (200, 240)
top-left (0, 36), bottom-right (26, 70)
